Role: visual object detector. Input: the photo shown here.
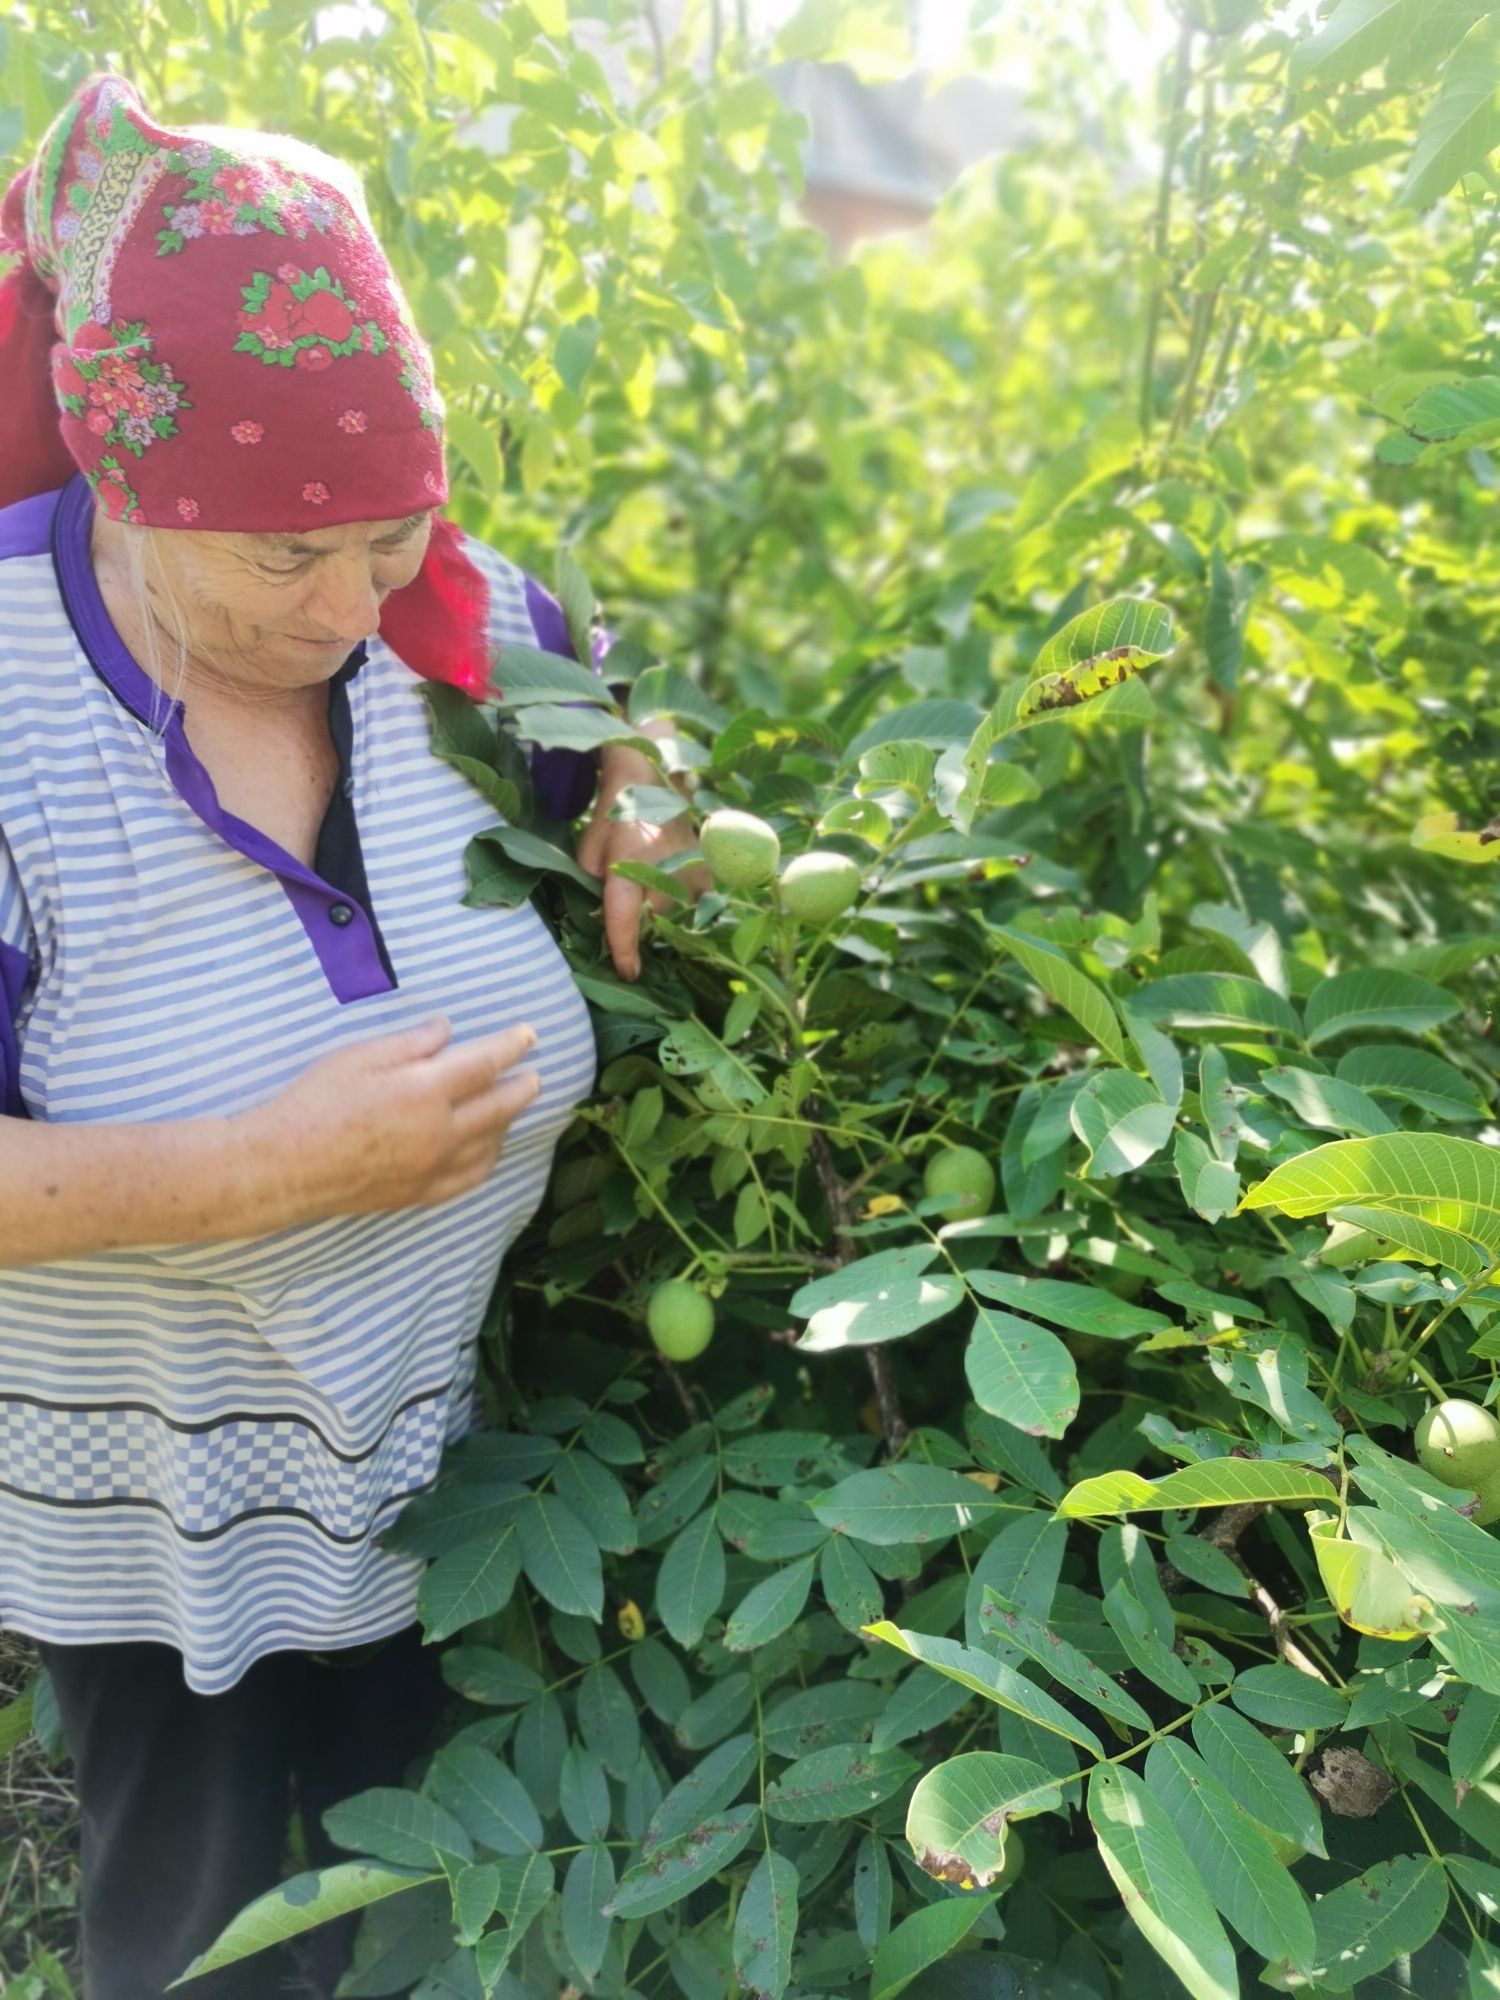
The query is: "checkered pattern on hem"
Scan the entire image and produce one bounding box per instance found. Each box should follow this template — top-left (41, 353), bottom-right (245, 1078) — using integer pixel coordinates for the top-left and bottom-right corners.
top-left (0, 1389), bottom-right (452, 1540)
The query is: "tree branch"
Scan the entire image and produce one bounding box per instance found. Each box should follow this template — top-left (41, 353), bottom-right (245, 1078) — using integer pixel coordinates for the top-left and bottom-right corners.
top-left (1161, 1499), bottom-right (1332, 1683)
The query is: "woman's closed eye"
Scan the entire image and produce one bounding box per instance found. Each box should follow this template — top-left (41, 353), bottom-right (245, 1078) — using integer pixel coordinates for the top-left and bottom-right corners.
top-left (261, 533), bottom-right (418, 580)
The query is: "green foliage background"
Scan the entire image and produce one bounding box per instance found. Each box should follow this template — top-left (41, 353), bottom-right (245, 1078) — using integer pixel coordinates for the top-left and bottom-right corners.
top-left (13, 1), bottom-right (1500, 1996)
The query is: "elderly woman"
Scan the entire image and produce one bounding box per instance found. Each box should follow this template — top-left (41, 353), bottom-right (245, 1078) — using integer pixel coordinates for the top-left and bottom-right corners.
top-left (0, 72), bottom-right (690, 1999)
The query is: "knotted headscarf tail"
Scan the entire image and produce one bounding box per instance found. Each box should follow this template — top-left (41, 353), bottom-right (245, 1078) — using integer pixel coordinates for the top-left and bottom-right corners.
top-left (0, 71), bottom-right (495, 697)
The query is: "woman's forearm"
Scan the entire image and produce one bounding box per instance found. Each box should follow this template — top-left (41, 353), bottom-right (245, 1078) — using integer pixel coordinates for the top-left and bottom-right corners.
top-left (0, 1110), bottom-right (287, 1270)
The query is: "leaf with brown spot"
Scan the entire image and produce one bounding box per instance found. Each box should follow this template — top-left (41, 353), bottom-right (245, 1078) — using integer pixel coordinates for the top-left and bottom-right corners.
top-left (732, 1849), bottom-right (798, 2000)
top-left (905, 1752), bottom-right (1066, 1890)
top-left (864, 1621), bottom-right (1104, 1758)
top-left (764, 1743), bottom-right (918, 1824)
top-left (1293, 1854), bottom-right (1447, 1986)
top-left (603, 1805), bottom-right (759, 1919)
top-left (979, 1587), bottom-right (1152, 1732)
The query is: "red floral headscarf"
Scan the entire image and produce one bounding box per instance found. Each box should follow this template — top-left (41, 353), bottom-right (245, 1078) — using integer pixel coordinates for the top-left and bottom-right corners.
top-left (0, 71), bottom-right (492, 694)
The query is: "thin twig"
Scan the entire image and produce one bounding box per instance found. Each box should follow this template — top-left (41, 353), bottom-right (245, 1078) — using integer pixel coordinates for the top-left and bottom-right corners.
top-left (642, 0), bottom-right (667, 85)
top-left (810, 1125), bottom-right (907, 1454)
top-left (660, 1358), bottom-right (702, 1424)
top-left (1167, 71), bottom-right (1218, 443)
top-left (1163, 1498), bottom-right (1334, 1683)
top-left (1138, 15), bottom-right (1195, 440)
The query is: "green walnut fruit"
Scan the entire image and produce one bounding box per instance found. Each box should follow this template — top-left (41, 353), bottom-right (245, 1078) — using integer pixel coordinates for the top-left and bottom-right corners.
top-left (1471, 1465), bottom-right (1500, 1528)
top-left (922, 1145), bottom-right (997, 1223)
top-left (1099, 1267), bottom-right (1148, 1303)
top-left (1415, 1399), bottom-right (1500, 1494)
top-left (779, 850), bottom-right (862, 924)
top-left (996, 1827), bottom-right (1026, 1891)
top-left (1248, 1819), bottom-right (1307, 1869)
top-left (700, 810), bottom-right (780, 891)
top-left (646, 1280), bottom-right (715, 1362)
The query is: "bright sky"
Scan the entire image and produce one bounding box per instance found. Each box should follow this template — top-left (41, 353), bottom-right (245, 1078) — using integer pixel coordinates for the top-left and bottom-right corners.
top-left (321, 0), bottom-right (1182, 91)
top-left (747, 0), bottom-right (1180, 88)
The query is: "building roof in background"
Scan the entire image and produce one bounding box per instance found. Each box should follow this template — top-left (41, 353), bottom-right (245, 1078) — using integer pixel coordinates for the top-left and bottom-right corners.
top-left (456, 5), bottom-right (1032, 229)
top-left (767, 60), bottom-right (1032, 209)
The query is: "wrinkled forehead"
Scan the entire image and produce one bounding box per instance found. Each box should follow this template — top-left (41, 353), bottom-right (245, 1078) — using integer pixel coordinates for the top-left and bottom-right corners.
top-left (233, 510), bottom-right (434, 557)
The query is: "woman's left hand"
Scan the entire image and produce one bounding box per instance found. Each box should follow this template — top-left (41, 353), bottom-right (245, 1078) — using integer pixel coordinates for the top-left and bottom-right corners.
top-left (576, 734), bottom-right (710, 981)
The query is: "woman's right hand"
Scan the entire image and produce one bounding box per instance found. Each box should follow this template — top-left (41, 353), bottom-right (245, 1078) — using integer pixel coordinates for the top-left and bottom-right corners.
top-left (247, 1016), bottom-right (542, 1224)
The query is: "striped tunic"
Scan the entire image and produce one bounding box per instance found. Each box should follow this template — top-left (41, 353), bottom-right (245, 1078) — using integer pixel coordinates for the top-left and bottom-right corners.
top-left (0, 474), bottom-right (598, 1692)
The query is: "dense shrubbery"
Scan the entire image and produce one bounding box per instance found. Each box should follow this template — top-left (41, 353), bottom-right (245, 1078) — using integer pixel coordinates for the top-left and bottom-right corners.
top-left (14, 1), bottom-right (1500, 1995)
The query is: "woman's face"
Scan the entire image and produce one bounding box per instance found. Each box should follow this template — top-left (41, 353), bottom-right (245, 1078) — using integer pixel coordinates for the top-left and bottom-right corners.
top-left (107, 506), bottom-right (436, 694)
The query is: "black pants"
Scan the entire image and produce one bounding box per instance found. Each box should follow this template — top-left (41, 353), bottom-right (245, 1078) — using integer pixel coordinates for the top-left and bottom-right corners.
top-left (36, 1623), bottom-right (449, 2000)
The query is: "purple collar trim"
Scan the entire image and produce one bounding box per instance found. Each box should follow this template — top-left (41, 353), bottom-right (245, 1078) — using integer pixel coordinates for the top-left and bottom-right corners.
top-left (50, 474), bottom-right (394, 1005)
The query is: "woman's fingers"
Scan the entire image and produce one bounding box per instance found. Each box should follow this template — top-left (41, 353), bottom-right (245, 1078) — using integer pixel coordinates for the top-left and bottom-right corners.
top-left (426, 1024), bottom-right (538, 1106)
top-left (603, 871), bottom-right (646, 981)
top-left (449, 1069), bottom-right (541, 1145)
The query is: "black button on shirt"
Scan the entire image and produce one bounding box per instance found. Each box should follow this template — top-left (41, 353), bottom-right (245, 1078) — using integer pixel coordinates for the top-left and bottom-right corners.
top-left (328, 903), bottom-right (354, 928)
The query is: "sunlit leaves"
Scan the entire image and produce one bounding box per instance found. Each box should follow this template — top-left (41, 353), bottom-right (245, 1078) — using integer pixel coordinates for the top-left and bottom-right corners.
top-left (999, 408), bottom-right (1141, 547)
top-left (964, 1305), bottom-right (1080, 1440)
top-left (864, 1623), bottom-right (1105, 1758)
top-left (990, 924), bottom-right (1131, 1065)
top-left (1058, 1457), bottom-right (1336, 1519)
top-left (1296, 1855), bottom-right (1449, 1984)
top-left (904, 1753), bottom-right (1063, 1889)
top-left (1335, 1045), bottom-right (1486, 1121)
top-left (129, 8), bottom-right (1500, 1996)
top-left (1142, 1740), bottom-right (1316, 1969)
top-left (1089, 1766), bottom-right (1238, 2000)
top-left (1308, 1515), bottom-right (1430, 1639)
top-left (1304, 969), bottom-right (1460, 1045)
top-left (1070, 1071), bottom-right (1176, 1177)
top-left (1129, 973), bottom-right (1303, 1041)
top-left (1192, 1708), bottom-right (1327, 1859)
top-left (1257, 1065), bottom-right (1395, 1136)
top-left (789, 1247), bottom-right (964, 1351)
top-left (1241, 1133), bottom-right (1500, 1258)
top-left (978, 1589), bottom-right (1153, 1732)
top-left (1399, 13), bottom-right (1500, 207)
top-left (1254, 534), bottom-right (1405, 628)
top-left (1176, 1129), bottom-right (1241, 1221)
top-left (1030, 598), bottom-right (1176, 679)
top-left (1290, 0), bottom-right (1428, 89)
